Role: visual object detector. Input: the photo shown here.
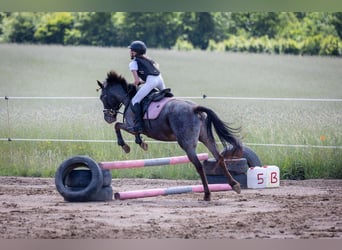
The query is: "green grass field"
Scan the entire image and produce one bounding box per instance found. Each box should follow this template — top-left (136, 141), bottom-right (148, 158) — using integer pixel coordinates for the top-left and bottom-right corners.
top-left (1, 44), bottom-right (341, 179)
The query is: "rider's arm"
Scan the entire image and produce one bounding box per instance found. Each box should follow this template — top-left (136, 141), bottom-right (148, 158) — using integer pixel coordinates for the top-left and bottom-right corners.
top-left (131, 70), bottom-right (143, 86)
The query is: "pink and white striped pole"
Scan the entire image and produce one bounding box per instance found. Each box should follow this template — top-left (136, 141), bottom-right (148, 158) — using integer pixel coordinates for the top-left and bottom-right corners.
top-left (99, 153), bottom-right (209, 170)
top-left (114, 183), bottom-right (232, 200)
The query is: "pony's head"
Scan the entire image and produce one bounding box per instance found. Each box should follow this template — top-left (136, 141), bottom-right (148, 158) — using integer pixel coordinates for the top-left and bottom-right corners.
top-left (97, 70), bottom-right (131, 124)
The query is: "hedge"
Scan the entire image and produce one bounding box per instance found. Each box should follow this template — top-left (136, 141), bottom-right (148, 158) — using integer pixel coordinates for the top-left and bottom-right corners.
top-left (205, 35), bottom-right (341, 56)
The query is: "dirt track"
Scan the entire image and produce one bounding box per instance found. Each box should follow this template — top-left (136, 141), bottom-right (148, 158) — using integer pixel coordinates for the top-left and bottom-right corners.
top-left (0, 176), bottom-right (341, 239)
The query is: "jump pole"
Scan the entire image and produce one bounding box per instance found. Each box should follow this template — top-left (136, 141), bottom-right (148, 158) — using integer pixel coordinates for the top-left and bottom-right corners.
top-left (99, 153), bottom-right (209, 170)
top-left (114, 183), bottom-right (232, 200)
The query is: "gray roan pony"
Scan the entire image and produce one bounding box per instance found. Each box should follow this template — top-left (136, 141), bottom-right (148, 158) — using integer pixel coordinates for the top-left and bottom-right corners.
top-left (97, 70), bottom-right (243, 201)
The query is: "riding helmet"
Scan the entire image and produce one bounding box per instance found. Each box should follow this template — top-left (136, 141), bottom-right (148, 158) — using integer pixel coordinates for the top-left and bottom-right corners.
top-left (129, 41), bottom-right (147, 55)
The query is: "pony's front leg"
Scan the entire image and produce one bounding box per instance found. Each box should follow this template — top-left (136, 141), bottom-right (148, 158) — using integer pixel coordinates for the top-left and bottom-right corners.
top-left (135, 134), bottom-right (148, 151)
top-left (114, 122), bottom-right (131, 153)
top-left (114, 122), bottom-right (148, 153)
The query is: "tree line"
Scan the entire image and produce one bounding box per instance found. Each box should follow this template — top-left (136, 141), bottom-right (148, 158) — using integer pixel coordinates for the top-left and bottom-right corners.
top-left (0, 12), bottom-right (341, 55)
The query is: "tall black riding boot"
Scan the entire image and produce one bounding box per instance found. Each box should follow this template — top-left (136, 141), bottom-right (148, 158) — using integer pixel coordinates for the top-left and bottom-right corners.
top-left (132, 103), bottom-right (144, 133)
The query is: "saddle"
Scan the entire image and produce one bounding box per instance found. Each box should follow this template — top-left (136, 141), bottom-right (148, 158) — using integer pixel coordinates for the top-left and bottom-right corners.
top-left (141, 88), bottom-right (174, 120)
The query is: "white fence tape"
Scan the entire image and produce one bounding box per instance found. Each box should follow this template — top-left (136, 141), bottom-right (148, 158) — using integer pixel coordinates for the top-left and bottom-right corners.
top-left (0, 138), bottom-right (341, 149)
top-left (1, 96), bottom-right (341, 149)
top-left (2, 96), bottom-right (342, 102)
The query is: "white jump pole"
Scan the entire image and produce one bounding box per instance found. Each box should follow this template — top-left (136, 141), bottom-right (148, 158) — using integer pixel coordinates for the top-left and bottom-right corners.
top-left (114, 183), bottom-right (232, 200)
top-left (99, 153), bottom-right (209, 170)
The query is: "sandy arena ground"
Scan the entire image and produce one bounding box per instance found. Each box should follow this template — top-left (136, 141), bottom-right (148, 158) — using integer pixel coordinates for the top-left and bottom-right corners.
top-left (0, 176), bottom-right (341, 239)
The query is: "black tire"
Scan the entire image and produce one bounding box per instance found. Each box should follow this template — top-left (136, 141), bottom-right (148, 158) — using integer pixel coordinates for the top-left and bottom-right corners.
top-left (65, 169), bottom-right (112, 187)
top-left (207, 173), bottom-right (247, 189)
top-left (203, 158), bottom-right (248, 175)
top-left (102, 169), bottom-right (112, 187)
top-left (65, 186), bottom-right (113, 202)
top-left (55, 155), bottom-right (103, 202)
top-left (242, 145), bottom-right (262, 167)
top-left (221, 145), bottom-right (262, 167)
top-left (65, 169), bottom-right (91, 187)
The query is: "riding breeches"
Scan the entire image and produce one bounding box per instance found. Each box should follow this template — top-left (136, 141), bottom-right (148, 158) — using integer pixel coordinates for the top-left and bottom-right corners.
top-left (131, 74), bottom-right (166, 105)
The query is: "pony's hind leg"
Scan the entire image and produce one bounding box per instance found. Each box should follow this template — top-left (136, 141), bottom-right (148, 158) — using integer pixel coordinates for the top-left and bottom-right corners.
top-left (170, 107), bottom-right (211, 200)
top-left (187, 151), bottom-right (211, 201)
top-left (177, 138), bottom-right (211, 200)
top-left (200, 138), bottom-right (241, 194)
top-left (217, 155), bottom-right (241, 194)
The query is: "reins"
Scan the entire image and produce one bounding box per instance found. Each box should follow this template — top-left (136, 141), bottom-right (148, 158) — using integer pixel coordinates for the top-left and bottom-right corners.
top-left (120, 84), bottom-right (137, 123)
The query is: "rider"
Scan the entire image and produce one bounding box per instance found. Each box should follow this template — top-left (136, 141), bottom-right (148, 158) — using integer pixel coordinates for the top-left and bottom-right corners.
top-left (128, 40), bottom-right (166, 133)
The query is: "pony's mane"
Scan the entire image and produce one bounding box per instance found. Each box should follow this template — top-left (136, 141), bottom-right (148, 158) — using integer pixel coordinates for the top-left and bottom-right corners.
top-left (106, 70), bottom-right (129, 88)
top-left (106, 70), bottom-right (136, 97)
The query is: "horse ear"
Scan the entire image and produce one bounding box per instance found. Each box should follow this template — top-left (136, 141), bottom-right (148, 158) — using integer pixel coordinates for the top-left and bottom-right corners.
top-left (96, 80), bottom-right (104, 92)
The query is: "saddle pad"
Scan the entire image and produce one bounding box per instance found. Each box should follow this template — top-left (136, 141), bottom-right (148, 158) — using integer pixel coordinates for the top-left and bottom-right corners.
top-left (143, 97), bottom-right (175, 120)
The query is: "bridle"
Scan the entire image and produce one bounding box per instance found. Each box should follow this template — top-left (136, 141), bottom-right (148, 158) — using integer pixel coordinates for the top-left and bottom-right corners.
top-left (103, 107), bottom-right (121, 117)
top-left (102, 85), bottom-right (135, 120)
top-left (102, 98), bottom-right (123, 118)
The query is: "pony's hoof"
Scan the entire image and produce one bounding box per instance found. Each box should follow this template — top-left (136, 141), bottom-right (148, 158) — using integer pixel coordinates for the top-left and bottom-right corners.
top-left (232, 183), bottom-right (241, 194)
top-left (140, 142), bottom-right (148, 151)
top-left (204, 193), bottom-right (211, 201)
top-left (122, 144), bottom-right (130, 153)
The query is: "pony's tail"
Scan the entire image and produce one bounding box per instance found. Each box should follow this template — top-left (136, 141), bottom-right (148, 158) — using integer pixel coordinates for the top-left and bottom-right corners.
top-left (194, 106), bottom-right (242, 157)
